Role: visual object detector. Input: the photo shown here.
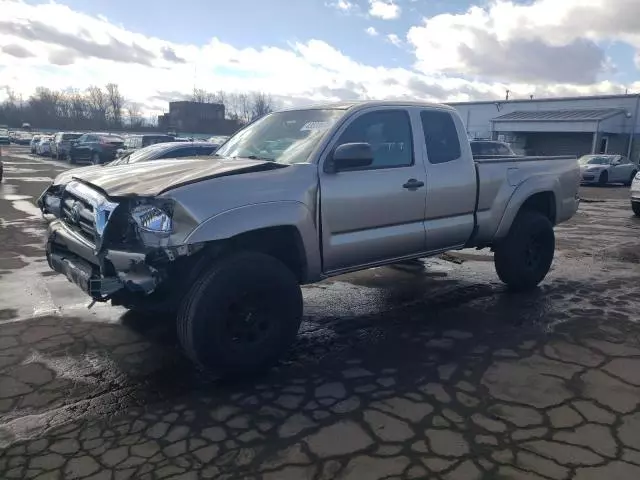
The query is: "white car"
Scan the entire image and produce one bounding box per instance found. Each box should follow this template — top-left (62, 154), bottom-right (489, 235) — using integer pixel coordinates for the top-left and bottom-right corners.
top-left (579, 154), bottom-right (638, 186)
top-left (37, 137), bottom-right (53, 156)
top-left (630, 172), bottom-right (640, 216)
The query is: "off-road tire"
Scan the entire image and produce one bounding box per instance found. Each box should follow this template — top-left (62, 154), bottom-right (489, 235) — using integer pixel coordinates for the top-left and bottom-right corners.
top-left (177, 251), bottom-right (303, 376)
top-left (598, 171), bottom-right (608, 186)
top-left (494, 211), bottom-right (555, 292)
top-left (632, 202), bottom-right (640, 217)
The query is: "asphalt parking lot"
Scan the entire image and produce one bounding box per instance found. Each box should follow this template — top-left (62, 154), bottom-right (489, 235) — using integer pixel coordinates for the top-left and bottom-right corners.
top-left (1, 146), bottom-right (640, 480)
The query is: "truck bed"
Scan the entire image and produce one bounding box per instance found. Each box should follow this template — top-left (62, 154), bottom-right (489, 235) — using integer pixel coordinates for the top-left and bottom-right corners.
top-left (472, 155), bottom-right (579, 245)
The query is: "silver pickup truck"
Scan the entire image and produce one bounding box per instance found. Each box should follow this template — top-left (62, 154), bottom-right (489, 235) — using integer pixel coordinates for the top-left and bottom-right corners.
top-left (38, 101), bottom-right (580, 376)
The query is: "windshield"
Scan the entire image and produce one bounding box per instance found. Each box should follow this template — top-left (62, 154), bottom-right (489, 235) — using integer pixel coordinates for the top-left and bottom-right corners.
top-left (62, 133), bottom-right (82, 140)
top-left (579, 155), bottom-right (613, 165)
top-left (216, 109), bottom-right (346, 164)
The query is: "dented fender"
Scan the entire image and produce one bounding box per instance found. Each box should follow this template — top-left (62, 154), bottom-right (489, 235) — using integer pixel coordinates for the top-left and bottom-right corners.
top-left (184, 201), bottom-right (322, 281)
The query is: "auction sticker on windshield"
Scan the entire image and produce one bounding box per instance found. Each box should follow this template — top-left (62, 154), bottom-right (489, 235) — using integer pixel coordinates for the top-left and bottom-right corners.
top-left (301, 121), bottom-right (331, 131)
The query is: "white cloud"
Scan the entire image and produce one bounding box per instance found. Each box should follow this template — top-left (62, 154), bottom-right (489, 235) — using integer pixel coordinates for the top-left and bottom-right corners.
top-left (408, 0), bottom-right (640, 83)
top-left (365, 26), bottom-right (379, 36)
top-left (368, 0), bottom-right (400, 20)
top-left (386, 33), bottom-right (402, 46)
top-left (0, 0), bottom-right (638, 116)
top-left (327, 0), bottom-right (356, 13)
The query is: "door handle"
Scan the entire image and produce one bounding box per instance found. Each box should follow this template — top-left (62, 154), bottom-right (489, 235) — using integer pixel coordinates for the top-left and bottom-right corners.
top-left (403, 178), bottom-right (425, 190)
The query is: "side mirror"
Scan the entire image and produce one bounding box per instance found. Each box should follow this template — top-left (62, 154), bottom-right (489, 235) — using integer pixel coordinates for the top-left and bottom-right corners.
top-left (327, 142), bottom-right (374, 173)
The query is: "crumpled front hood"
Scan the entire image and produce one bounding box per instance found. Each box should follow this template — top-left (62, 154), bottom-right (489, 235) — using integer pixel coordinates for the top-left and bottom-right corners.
top-left (53, 164), bottom-right (104, 186)
top-left (58, 157), bottom-right (281, 197)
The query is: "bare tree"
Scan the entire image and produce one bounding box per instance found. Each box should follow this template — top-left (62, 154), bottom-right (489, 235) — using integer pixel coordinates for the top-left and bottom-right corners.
top-left (236, 93), bottom-right (253, 123)
top-left (126, 102), bottom-right (143, 128)
top-left (69, 90), bottom-right (88, 128)
top-left (250, 91), bottom-right (274, 120)
top-left (106, 83), bottom-right (125, 128)
top-left (27, 87), bottom-right (61, 127)
top-left (86, 85), bottom-right (109, 129)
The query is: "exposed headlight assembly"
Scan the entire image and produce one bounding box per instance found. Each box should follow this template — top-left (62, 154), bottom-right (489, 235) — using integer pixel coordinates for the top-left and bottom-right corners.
top-left (131, 205), bottom-right (173, 234)
top-left (131, 201), bottom-right (173, 247)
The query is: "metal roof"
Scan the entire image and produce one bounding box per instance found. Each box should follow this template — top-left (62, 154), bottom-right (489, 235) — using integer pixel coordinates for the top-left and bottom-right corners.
top-left (448, 93), bottom-right (640, 106)
top-left (279, 100), bottom-right (457, 113)
top-left (492, 108), bottom-right (626, 122)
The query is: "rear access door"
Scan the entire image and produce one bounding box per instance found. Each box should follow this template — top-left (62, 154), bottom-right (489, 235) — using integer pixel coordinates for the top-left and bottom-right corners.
top-left (418, 109), bottom-right (478, 252)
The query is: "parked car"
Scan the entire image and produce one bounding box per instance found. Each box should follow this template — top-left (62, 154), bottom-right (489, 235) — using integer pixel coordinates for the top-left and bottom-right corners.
top-left (0, 128), bottom-right (9, 145)
top-left (14, 132), bottom-right (33, 145)
top-left (207, 135), bottom-right (229, 150)
top-left (30, 135), bottom-right (42, 154)
top-left (68, 133), bottom-right (124, 164)
top-left (51, 132), bottom-right (84, 160)
top-left (631, 172), bottom-right (640, 216)
top-left (37, 136), bottom-right (53, 156)
top-left (110, 141), bottom-right (218, 165)
top-left (0, 159), bottom-right (3, 182)
top-left (578, 154), bottom-right (638, 186)
top-left (38, 100), bottom-right (580, 376)
top-left (470, 140), bottom-right (517, 158)
top-left (117, 134), bottom-right (176, 158)
top-left (48, 142), bottom-right (221, 186)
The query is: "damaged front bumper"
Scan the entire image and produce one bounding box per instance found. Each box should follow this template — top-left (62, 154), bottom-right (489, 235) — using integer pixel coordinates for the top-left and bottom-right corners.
top-left (46, 219), bottom-right (197, 302)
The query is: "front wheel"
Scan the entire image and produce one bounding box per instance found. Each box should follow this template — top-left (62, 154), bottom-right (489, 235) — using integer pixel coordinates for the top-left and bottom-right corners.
top-left (494, 211), bottom-right (555, 292)
top-left (598, 171), bottom-right (609, 186)
top-left (67, 152), bottom-right (76, 164)
top-left (91, 152), bottom-right (101, 165)
top-left (177, 251), bottom-right (303, 376)
top-left (632, 202), bottom-right (640, 217)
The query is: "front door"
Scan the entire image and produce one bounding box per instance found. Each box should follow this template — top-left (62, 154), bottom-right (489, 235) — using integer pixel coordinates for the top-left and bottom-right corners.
top-left (319, 108), bottom-right (427, 273)
top-left (73, 135), bottom-right (93, 161)
top-left (611, 156), bottom-right (635, 183)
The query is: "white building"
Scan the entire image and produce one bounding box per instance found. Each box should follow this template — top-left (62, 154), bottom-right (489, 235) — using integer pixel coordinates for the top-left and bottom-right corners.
top-left (448, 94), bottom-right (640, 161)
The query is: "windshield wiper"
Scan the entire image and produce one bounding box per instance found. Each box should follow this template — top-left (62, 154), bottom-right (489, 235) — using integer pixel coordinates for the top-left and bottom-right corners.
top-left (231, 155), bottom-right (275, 162)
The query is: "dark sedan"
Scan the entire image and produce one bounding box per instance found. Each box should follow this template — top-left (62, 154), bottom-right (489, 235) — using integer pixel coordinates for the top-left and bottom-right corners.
top-left (109, 141), bottom-right (218, 165)
top-left (68, 134), bottom-right (124, 165)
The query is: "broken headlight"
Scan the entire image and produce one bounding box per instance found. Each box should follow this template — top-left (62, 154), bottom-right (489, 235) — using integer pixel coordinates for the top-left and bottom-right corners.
top-left (131, 205), bottom-right (173, 233)
top-left (130, 202), bottom-right (173, 247)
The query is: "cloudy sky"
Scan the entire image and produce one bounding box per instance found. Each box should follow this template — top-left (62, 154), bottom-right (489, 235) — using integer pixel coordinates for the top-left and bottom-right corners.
top-left (1, 0), bottom-right (640, 114)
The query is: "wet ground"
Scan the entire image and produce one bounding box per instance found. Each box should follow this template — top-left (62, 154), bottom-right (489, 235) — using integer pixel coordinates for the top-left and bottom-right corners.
top-left (1, 146), bottom-right (640, 479)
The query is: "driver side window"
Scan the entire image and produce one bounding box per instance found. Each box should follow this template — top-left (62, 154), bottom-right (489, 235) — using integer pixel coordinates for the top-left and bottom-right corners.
top-left (335, 110), bottom-right (413, 169)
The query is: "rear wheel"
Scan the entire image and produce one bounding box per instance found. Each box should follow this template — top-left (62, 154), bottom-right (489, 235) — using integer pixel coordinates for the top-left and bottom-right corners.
top-left (598, 171), bottom-right (609, 186)
top-left (177, 251), bottom-right (303, 376)
top-left (494, 211), bottom-right (555, 292)
top-left (632, 202), bottom-right (640, 217)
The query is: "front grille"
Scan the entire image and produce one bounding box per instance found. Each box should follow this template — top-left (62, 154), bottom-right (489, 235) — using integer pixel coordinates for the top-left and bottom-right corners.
top-left (62, 191), bottom-right (98, 243)
top-left (60, 181), bottom-right (118, 246)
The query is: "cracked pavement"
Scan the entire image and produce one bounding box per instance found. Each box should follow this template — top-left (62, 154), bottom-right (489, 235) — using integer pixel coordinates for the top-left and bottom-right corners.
top-left (1, 146), bottom-right (640, 479)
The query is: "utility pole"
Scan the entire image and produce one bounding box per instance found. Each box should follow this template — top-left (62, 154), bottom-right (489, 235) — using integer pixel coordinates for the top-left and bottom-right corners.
top-left (505, 89), bottom-right (510, 101)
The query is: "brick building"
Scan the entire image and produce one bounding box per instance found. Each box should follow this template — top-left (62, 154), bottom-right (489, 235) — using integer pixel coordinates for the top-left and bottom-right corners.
top-left (158, 101), bottom-right (241, 135)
